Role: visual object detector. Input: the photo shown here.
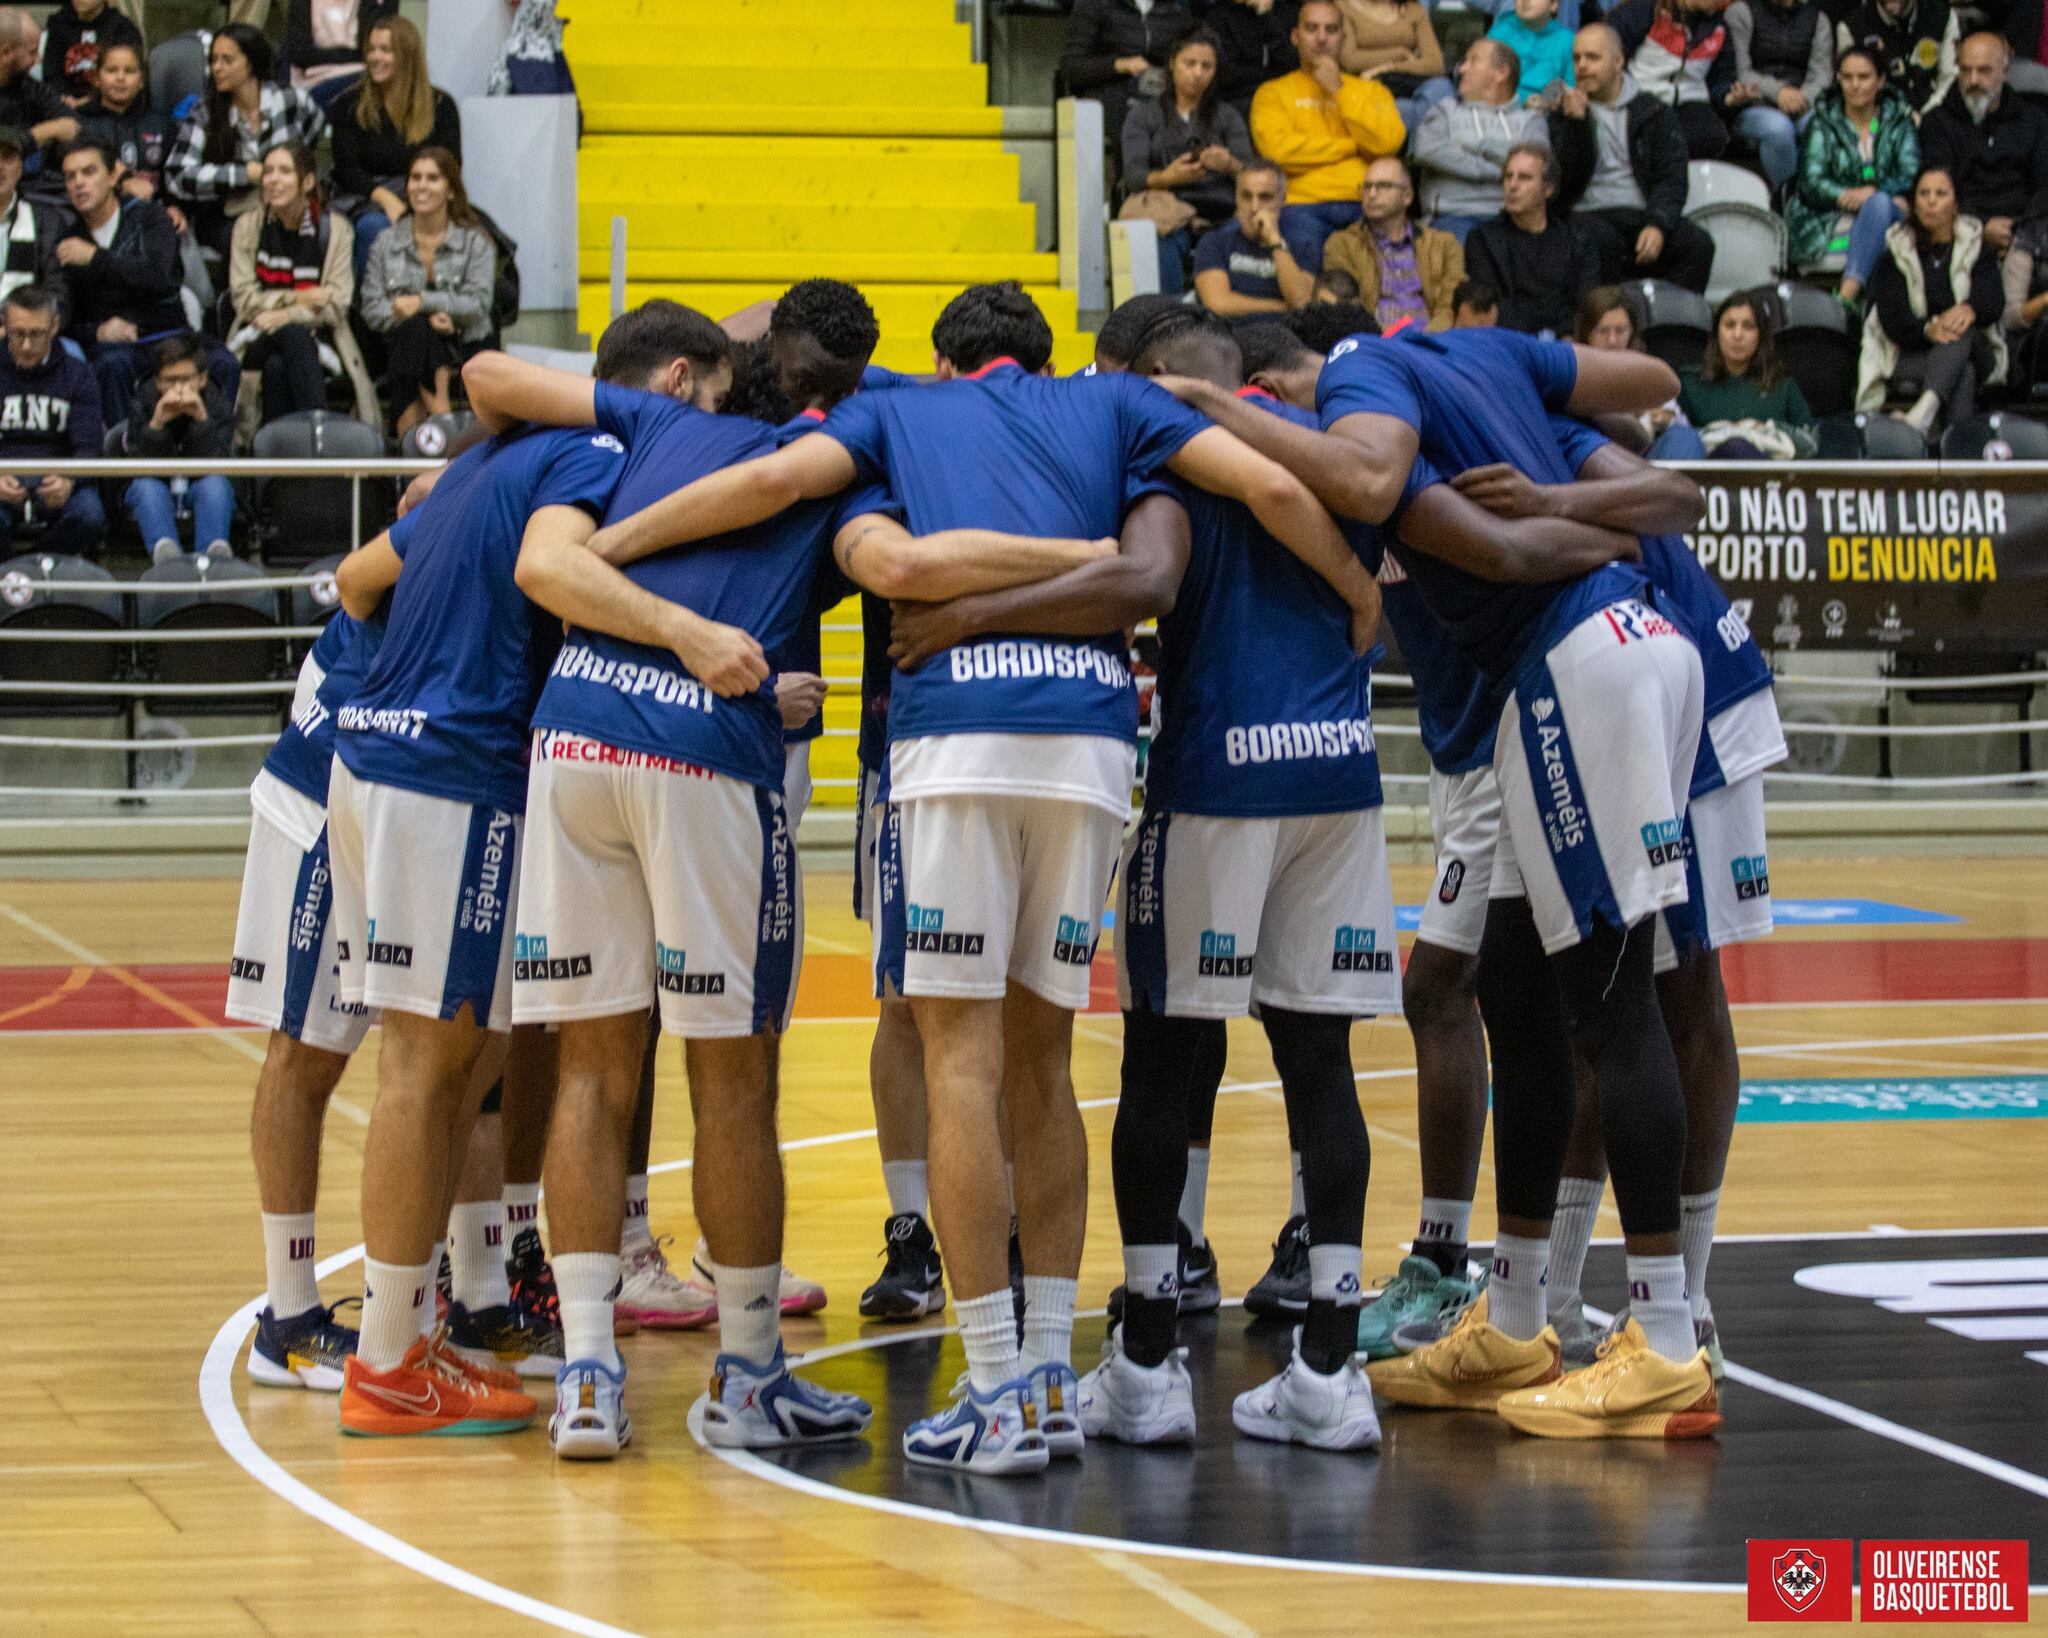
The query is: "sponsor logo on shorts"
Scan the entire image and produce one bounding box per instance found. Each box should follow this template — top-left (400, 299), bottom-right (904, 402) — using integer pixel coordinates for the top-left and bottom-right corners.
top-left (289, 853), bottom-right (331, 956)
top-left (365, 916), bottom-right (413, 970)
top-left (336, 939), bottom-right (350, 961)
top-left (457, 811), bottom-right (515, 941)
top-left (1733, 853), bottom-right (1771, 900)
top-left (946, 638), bottom-right (1130, 690)
top-left (335, 704), bottom-right (429, 740)
top-left (1332, 925), bottom-right (1393, 973)
top-left (655, 941), bottom-right (726, 995)
top-left (760, 795), bottom-right (795, 950)
top-left (1531, 696), bottom-right (1556, 724)
top-left (1641, 818), bottom-right (1686, 868)
top-left (1052, 913), bottom-right (1096, 968)
top-left (1437, 859), bottom-right (1465, 904)
top-left (532, 728), bottom-right (713, 776)
top-left (905, 903), bottom-right (984, 958)
top-left (1533, 713), bottom-right (1587, 853)
top-left (1601, 599), bottom-right (1680, 645)
top-left (1197, 929), bottom-right (1254, 978)
top-left (1128, 815), bottom-right (1164, 928)
top-left (513, 933), bottom-right (594, 983)
top-left (230, 955), bottom-right (266, 983)
top-left (1222, 716), bottom-right (1374, 767)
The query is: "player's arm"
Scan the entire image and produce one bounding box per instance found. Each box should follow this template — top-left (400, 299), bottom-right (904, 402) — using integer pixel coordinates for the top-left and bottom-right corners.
top-left (832, 512), bottom-right (1116, 603)
top-left (460, 351), bottom-right (597, 435)
top-left (512, 504), bottom-right (768, 697)
top-left (888, 492), bottom-right (1192, 668)
top-left (1563, 344), bottom-right (1681, 418)
top-left (1452, 444), bottom-right (1704, 536)
top-left (588, 435), bottom-right (859, 567)
top-left (1398, 481), bottom-right (1640, 582)
top-left (336, 530), bottom-right (401, 620)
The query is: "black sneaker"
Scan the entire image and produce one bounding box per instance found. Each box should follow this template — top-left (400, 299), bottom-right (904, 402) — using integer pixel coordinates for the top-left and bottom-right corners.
top-left (860, 1212), bottom-right (947, 1320)
top-left (445, 1298), bottom-right (563, 1381)
top-left (1244, 1215), bottom-right (1311, 1320)
top-left (435, 1247), bottom-right (453, 1321)
top-left (506, 1224), bottom-right (558, 1326)
top-left (1106, 1221), bottom-right (1222, 1324)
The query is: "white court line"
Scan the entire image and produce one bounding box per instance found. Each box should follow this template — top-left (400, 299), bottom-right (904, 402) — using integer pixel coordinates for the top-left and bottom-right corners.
top-left (1089, 1549), bottom-right (1261, 1637)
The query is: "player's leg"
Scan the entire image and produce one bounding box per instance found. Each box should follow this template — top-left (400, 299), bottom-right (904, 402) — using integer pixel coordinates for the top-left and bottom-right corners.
top-left (1174, 1021), bottom-right (1226, 1309)
top-left (501, 1024), bottom-right (557, 1326)
top-left (1542, 1059), bottom-right (1611, 1367)
top-left (617, 1017), bottom-right (713, 1330)
top-left (1662, 943), bottom-right (1739, 1370)
top-left (859, 997), bottom-right (945, 1319)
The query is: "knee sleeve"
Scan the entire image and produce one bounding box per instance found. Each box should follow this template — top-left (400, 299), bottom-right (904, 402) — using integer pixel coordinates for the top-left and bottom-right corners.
top-left (1260, 1008), bottom-right (1366, 1247)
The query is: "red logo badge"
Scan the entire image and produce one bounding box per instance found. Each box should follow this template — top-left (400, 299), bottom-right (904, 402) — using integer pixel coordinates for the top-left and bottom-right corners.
top-left (1747, 1540), bottom-right (1852, 1621)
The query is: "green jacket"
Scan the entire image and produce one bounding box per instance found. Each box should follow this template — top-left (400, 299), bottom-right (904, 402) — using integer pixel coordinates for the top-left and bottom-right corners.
top-left (1678, 366), bottom-right (1816, 430)
top-left (1786, 89), bottom-right (1919, 270)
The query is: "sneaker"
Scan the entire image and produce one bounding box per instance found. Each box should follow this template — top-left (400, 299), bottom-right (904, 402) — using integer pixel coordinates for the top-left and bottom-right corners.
top-left (618, 1235), bottom-right (715, 1330)
top-left (691, 1238), bottom-right (827, 1318)
top-left (1366, 1295), bottom-right (1562, 1410)
top-left (1232, 1333), bottom-right (1381, 1451)
top-left (1695, 1302), bottom-right (1726, 1382)
top-left (550, 1357), bottom-right (630, 1460)
top-left (1244, 1215), bottom-right (1311, 1320)
top-left (426, 1328), bottom-right (522, 1392)
top-left (435, 1248), bottom-right (452, 1324)
top-left (902, 1373), bottom-right (1048, 1475)
top-left (202, 538), bottom-right (233, 560)
top-left (247, 1298), bottom-right (359, 1392)
top-left (1027, 1359), bottom-right (1084, 1458)
top-left (1076, 1332), bottom-right (1196, 1445)
top-left (506, 1225), bottom-right (557, 1318)
top-left (1354, 1256), bottom-right (1443, 1361)
top-left (697, 1343), bottom-right (872, 1448)
top-left (1178, 1223), bottom-right (1221, 1314)
top-left (1389, 1263), bottom-right (1487, 1353)
top-left (339, 1337), bottom-right (536, 1437)
top-left (149, 537), bottom-right (181, 567)
top-left (860, 1212), bottom-right (947, 1320)
top-left (1495, 1317), bottom-right (1721, 1440)
top-left (445, 1299), bottom-right (564, 1381)
top-left (1549, 1294), bottom-right (1606, 1371)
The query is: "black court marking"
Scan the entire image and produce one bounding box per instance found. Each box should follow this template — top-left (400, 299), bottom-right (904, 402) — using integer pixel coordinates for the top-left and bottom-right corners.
top-left (761, 1234), bottom-right (2048, 1587)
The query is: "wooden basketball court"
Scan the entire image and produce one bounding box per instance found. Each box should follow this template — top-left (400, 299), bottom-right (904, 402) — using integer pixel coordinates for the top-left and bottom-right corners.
top-left (5, 850), bottom-right (2045, 1635)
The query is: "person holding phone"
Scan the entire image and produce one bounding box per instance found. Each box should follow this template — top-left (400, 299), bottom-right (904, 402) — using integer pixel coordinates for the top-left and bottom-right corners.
top-left (113, 331), bottom-right (237, 563)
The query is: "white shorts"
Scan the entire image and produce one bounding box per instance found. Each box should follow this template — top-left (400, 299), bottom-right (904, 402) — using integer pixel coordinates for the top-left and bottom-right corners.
top-left (1415, 763), bottom-right (1502, 957)
top-left (874, 792), bottom-right (1122, 1011)
top-left (853, 763), bottom-right (883, 924)
top-left (512, 731), bottom-right (799, 1038)
top-left (1116, 806), bottom-right (1400, 1018)
top-left (783, 739), bottom-right (814, 822)
top-left (1491, 598), bottom-right (1705, 955)
top-left (1655, 771), bottom-right (1772, 972)
top-left (225, 799), bottom-right (372, 1056)
top-left (327, 758), bottom-right (522, 1031)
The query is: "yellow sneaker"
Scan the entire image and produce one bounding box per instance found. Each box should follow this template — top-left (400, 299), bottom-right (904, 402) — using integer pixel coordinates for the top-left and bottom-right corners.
top-left (1495, 1317), bottom-right (1721, 1440)
top-left (1365, 1293), bottom-right (1562, 1409)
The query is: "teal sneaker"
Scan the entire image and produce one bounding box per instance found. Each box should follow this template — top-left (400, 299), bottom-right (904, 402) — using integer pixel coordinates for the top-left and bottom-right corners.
top-left (1387, 1264), bottom-right (1489, 1354)
top-left (1354, 1256), bottom-right (1443, 1360)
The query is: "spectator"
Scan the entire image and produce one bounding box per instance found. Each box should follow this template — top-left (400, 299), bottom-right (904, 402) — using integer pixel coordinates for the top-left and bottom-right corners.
top-left (1785, 46), bottom-right (1917, 302)
top-left (1119, 26), bottom-right (1251, 296)
top-left (0, 283), bottom-right (104, 557)
top-left (1552, 23), bottom-right (1717, 293)
top-left (78, 43), bottom-right (177, 223)
top-left (0, 127), bottom-right (69, 320)
top-left (1451, 278), bottom-right (1500, 325)
top-left (1465, 140), bottom-right (1613, 332)
top-left (1861, 164), bottom-right (2006, 434)
top-left (282, 0), bottom-right (401, 110)
top-left (1208, 0), bottom-right (1301, 120)
top-left (490, 0), bottom-right (577, 98)
top-left (1726, 0), bottom-right (1835, 188)
top-left (41, 0), bottom-right (142, 107)
top-left (1251, 0), bottom-right (1406, 241)
top-left (114, 333), bottom-right (238, 565)
top-left (1193, 159), bottom-right (1321, 316)
top-left (167, 25), bottom-right (327, 261)
top-left (0, 8), bottom-right (81, 200)
top-left (1679, 290), bottom-right (1816, 455)
top-left (1319, 156), bottom-right (1465, 329)
top-left (1837, 0), bottom-right (1956, 115)
top-left (360, 148), bottom-right (495, 438)
top-left (1607, 0), bottom-right (1736, 159)
top-left (1917, 33), bottom-right (2048, 259)
top-left (1490, 0), bottom-right (1576, 105)
top-left (2001, 213), bottom-right (2048, 396)
top-left (1061, 0), bottom-right (1194, 155)
top-left (1411, 38), bottom-right (1550, 243)
top-left (228, 141), bottom-right (364, 426)
top-left (1332, 0), bottom-right (1453, 129)
top-left (331, 18), bottom-right (463, 283)
top-left (1577, 283), bottom-right (1706, 454)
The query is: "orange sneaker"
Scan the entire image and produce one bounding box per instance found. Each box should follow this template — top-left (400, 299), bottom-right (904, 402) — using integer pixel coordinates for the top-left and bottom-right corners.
top-left (427, 1330), bottom-right (523, 1393)
top-left (340, 1338), bottom-right (536, 1437)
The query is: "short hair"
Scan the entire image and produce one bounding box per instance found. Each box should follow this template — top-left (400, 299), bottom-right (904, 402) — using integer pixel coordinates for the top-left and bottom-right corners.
top-left (60, 137), bottom-right (117, 174)
top-left (932, 281), bottom-right (1054, 374)
top-left (769, 278), bottom-right (880, 404)
top-left (1298, 0), bottom-right (1342, 24)
top-left (1836, 44), bottom-right (1886, 80)
top-left (1574, 283), bottom-right (1641, 343)
top-left (1484, 38), bottom-right (1522, 85)
top-left (4, 282), bottom-right (57, 320)
top-left (1453, 279), bottom-right (1500, 313)
top-left (1096, 294), bottom-right (1186, 368)
top-left (1128, 307), bottom-right (1242, 382)
top-left (1238, 158), bottom-right (1286, 194)
top-left (1504, 140), bottom-right (1561, 192)
top-left (718, 338), bottom-right (793, 425)
top-left (1236, 322), bottom-right (1320, 380)
top-left (1287, 301), bottom-right (1379, 353)
top-left (148, 332), bottom-right (206, 375)
top-left (594, 299), bottom-right (730, 387)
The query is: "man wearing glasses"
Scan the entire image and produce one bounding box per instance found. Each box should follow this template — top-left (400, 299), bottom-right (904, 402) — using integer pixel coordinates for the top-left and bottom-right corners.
top-left (0, 280), bottom-right (103, 557)
top-left (1317, 157), bottom-right (1467, 332)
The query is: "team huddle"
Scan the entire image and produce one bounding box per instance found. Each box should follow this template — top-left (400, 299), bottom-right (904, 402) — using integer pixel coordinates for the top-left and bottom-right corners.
top-left (223, 274), bottom-right (1784, 1472)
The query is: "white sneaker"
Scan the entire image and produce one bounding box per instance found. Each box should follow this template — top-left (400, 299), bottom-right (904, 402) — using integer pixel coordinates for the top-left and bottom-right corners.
top-left (1232, 1334), bottom-right (1382, 1451)
top-left (550, 1357), bottom-right (629, 1460)
top-left (692, 1237), bottom-right (827, 1316)
top-left (902, 1373), bottom-right (1049, 1475)
top-left (1077, 1333), bottom-right (1196, 1445)
top-left (617, 1235), bottom-right (715, 1330)
top-left (697, 1343), bottom-right (872, 1448)
top-left (149, 537), bottom-right (181, 566)
top-left (1027, 1359), bottom-right (1084, 1458)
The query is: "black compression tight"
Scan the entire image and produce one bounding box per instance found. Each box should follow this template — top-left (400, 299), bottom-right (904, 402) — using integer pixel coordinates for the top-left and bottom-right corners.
top-left (1476, 897), bottom-right (1578, 1226)
top-left (1259, 1007), bottom-right (1367, 1248)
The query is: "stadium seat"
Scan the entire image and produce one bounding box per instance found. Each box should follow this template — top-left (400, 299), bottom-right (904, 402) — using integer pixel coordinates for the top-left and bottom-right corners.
top-left (0, 553), bottom-right (125, 716)
top-left (400, 411), bottom-right (477, 460)
top-left (1699, 210), bottom-right (1785, 305)
top-left (1632, 280), bottom-right (1713, 375)
top-left (1815, 411), bottom-right (1928, 459)
top-left (148, 30), bottom-right (210, 121)
top-left (287, 551), bottom-right (347, 668)
top-left (1685, 160), bottom-right (1772, 215)
top-left (1938, 413), bottom-right (2048, 461)
top-left (252, 411), bottom-right (394, 567)
top-left (1770, 283), bottom-right (1859, 419)
top-left (136, 554), bottom-right (286, 707)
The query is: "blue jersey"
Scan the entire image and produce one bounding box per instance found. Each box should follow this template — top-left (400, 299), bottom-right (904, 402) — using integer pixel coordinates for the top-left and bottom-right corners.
top-left (1318, 327), bottom-right (1648, 687)
top-left (1378, 558), bottom-right (1500, 776)
top-left (530, 385), bottom-right (889, 790)
top-left (818, 361), bottom-right (1208, 746)
top-left (264, 612), bottom-right (385, 805)
top-left (768, 411), bottom-right (853, 747)
top-left (1144, 397), bottom-right (1383, 818)
top-left (337, 426), bottom-right (624, 812)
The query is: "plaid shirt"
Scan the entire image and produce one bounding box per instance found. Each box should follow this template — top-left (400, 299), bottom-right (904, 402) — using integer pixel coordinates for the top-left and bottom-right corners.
top-left (167, 82), bottom-right (328, 203)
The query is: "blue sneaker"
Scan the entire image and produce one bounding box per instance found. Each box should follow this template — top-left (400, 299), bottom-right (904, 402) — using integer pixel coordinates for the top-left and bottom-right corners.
top-left (1388, 1265), bottom-right (1488, 1354)
top-left (698, 1343), bottom-right (872, 1448)
top-left (550, 1357), bottom-right (630, 1461)
top-left (903, 1373), bottom-right (1049, 1475)
top-left (1027, 1359), bottom-right (1084, 1458)
top-left (1355, 1256), bottom-right (1444, 1360)
top-left (247, 1298), bottom-right (359, 1392)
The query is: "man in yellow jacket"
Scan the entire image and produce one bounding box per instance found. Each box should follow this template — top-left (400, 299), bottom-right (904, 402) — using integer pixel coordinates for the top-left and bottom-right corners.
top-left (1251, 0), bottom-right (1407, 242)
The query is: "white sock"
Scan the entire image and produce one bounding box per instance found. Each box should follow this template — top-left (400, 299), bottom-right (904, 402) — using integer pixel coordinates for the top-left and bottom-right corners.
top-left (1289, 1150), bottom-right (1305, 1219)
top-left (503, 1182), bottom-right (542, 1240)
top-left (1123, 1244), bottom-right (1179, 1306)
top-left (707, 1257), bottom-right (781, 1368)
top-left (1416, 1196), bottom-right (1472, 1265)
top-left (448, 1200), bottom-right (510, 1313)
top-left (1627, 1253), bottom-right (1694, 1361)
top-left (957, 1289), bottom-right (1021, 1393)
top-left (1489, 1232), bottom-right (1550, 1341)
top-left (554, 1251), bottom-right (622, 1371)
top-left (621, 1173), bottom-right (652, 1251)
top-left (360, 1257), bottom-right (430, 1371)
top-left (1020, 1275), bottom-right (1077, 1371)
top-left (261, 1211), bottom-right (320, 1320)
top-left (1178, 1146), bottom-right (1210, 1246)
top-left (1308, 1242), bottom-right (1364, 1308)
top-left (1546, 1175), bottom-right (1605, 1316)
top-left (1680, 1188), bottom-right (1721, 1321)
top-left (881, 1159), bottom-right (928, 1220)
top-left (420, 1240), bottom-right (445, 1339)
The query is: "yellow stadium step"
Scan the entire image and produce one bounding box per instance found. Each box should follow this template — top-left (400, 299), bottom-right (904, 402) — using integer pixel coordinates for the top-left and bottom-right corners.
top-left (572, 61), bottom-right (986, 108)
top-left (580, 201), bottom-right (1036, 256)
top-left (575, 246), bottom-right (1060, 286)
top-left (576, 282), bottom-right (1080, 346)
top-left (582, 104), bottom-right (1010, 137)
top-left (565, 23), bottom-right (969, 67)
top-left (562, 0), bottom-right (955, 25)
top-left (581, 137), bottom-right (1019, 208)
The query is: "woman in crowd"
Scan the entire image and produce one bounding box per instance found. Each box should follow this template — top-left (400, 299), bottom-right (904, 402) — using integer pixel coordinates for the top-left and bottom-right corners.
top-left (1679, 290), bottom-right (1817, 458)
top-left (1119, 27), bottom-right (1251, 297)
top-left (168, 26), bottom-right (327, 260)
top-left (281, 0), bottom-right (402, 108)
top-left (1333, 0), bottom-right (1452, 128)
top-left (331, 17), bottom-right (463, 280)
top-left (1061, 0), bottom-right (1195, 152)
top-left (1575, 285), bottom-right (1706, 457)
top-left (359, 147), bottom-right (496, 438)
top-left (1860, 165), bottom-right (2006, 438)
top-left (1784, 46), bottom-right (1917, 306)
top-left (79, 42), bottom-right (178, 228)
